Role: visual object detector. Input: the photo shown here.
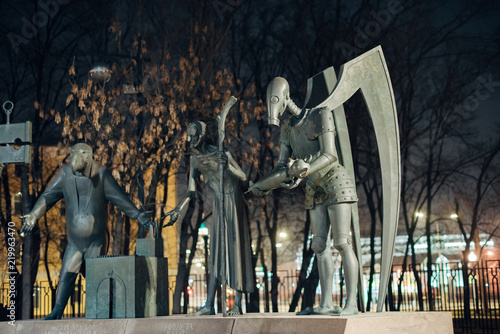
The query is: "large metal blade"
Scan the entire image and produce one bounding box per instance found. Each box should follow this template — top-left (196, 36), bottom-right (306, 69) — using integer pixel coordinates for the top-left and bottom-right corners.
top-left (316, 46), bottom-right (401, 312)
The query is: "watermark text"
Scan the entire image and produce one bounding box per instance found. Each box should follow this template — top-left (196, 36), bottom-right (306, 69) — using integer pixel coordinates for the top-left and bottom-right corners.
top-left (7, 0), bottom-right (71, 53)
top-left (6, 221), bottom-right (17, 326)
top-left (340, 0), bottom-right (403, 59)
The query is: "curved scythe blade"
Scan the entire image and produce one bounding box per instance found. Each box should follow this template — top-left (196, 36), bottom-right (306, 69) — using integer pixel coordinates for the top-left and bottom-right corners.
top-left (317, 46), bottom-right (401, 312)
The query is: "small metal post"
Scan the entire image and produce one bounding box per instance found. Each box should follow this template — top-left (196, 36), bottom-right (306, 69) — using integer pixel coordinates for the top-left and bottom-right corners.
top-left (3, 101), bottom-right (13, 124)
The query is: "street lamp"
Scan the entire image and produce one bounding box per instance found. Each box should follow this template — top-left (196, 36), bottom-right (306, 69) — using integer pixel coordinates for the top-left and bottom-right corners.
top-left (468, 251), bottom-right (477, 262)
top-left (199, 222), bottom-right (209, 237)
top-left (89, 66), bottom-right (112, 83)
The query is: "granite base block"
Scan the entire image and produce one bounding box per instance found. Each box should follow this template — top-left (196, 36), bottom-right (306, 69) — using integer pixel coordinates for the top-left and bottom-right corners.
top-left (1, 311), bottom-right (453, 334)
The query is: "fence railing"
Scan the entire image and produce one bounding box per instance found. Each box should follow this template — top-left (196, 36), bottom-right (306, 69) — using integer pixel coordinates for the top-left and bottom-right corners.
top-left (1, 260), bottom-right (498, 333)
top-left (0, 275), bottom-right (87, 319)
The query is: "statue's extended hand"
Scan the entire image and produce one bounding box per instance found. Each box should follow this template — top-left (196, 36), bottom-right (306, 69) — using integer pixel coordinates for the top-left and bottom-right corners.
top-left (20, 213), bottom-right (38, 236)
top-left (137, 211), bottom-right (154, 229)
top-left (280, 177), bottom-right (303, 189)
top-left (163, 209), bottom-right (180, 227)
top-left (218, 152), bottom-right (228, 168)
top-left (248, 180), bottom-right (270, 197)
top-left (287, 158), bottom-right (310, 178)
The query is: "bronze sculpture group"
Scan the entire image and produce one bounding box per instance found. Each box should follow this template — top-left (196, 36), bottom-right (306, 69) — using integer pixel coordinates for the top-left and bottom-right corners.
top-left (21, 46), bottom-right (400, 319)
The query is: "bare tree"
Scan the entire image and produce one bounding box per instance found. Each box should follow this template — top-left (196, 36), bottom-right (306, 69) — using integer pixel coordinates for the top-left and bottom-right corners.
top-left (450, 137), bottom-right (500, 319)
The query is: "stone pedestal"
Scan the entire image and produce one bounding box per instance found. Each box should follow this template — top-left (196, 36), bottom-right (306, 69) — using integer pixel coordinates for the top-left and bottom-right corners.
top-left (231, 311), bottom-right (454, 334)
top-left (85, 226), bottom-right (168, 319)
top-left (136, 237), bottom-right (164, 258)
top-left (85, 255), bottom-right (169, 318)
top-left (4, 312), bottom-right (454, 334)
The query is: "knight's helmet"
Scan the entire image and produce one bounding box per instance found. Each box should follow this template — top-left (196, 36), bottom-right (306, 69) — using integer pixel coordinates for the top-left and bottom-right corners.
top-left (266, 77), bottom-right (291, 127)
top-left (266, 68), bottom-right (338, 127)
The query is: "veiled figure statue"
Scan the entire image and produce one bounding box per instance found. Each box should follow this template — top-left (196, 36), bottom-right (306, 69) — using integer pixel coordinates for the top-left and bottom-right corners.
top-left (165, 121), bottom-right (253, 316)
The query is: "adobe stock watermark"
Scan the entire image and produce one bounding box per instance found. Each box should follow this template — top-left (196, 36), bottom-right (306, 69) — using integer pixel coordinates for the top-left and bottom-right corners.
top-left (7, 0), bottom-right (72, 54)
top-left (453, 73), bottom-right (500, 119)
top-left (6, 221), bottom-right (17, 326)
top-left (213, 0), bottom-right (243, 22)
top-left (340, 0), bottom-right (403, 59)
top-left (407, 73), bottom-right (500, 168)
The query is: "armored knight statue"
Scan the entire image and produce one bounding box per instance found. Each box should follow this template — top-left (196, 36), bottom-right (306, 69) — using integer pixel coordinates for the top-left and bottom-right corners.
top-left (20, 143), bottom-right (154, 320)
top-left (250, 46), bottom-right (401, 314)
top-left (250, 74), bottom-right (359, 315)
top-left (165, 121), bottom-right (254, 316)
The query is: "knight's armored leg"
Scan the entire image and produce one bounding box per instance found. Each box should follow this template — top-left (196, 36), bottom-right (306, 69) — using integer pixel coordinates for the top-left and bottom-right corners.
top-left (329, 203), bottom-right (358, 315)
top-left (297, 205), bottom-right (341, 315)
top-left (43, 243), bottom-right (82, 320)
top-left (189, 273), bottom-right (217, 316)
top-left (228, 291), bottom-right (243, 316)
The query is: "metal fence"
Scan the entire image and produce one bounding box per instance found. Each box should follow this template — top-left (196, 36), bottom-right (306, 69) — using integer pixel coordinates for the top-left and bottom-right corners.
top-left (384, 260), bottom-right (500, 334)
top-left (1, 260), bottom-right (499, 333)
